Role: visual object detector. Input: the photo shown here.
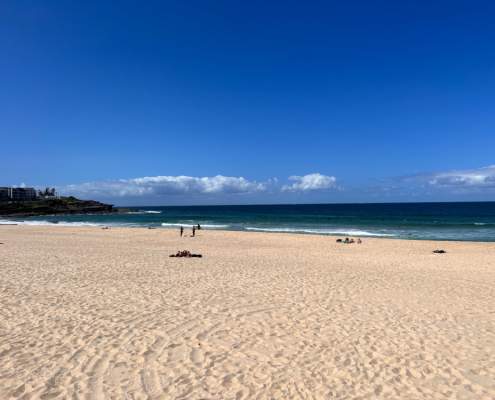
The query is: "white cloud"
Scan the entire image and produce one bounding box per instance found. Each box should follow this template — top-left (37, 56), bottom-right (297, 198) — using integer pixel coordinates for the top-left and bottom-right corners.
top-left (427, 165), bottom-right (495, 188)
top-left (282, 173), bottom-right (337, 192)
top-left (61, 175), bottom-right (267, 198)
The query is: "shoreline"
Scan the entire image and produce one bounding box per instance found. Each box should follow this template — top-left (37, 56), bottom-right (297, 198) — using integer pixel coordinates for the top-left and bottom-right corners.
top-left (2, 222), bottom-right (495, 244)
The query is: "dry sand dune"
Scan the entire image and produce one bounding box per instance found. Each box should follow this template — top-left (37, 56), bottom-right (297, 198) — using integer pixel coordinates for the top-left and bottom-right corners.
top-left (1, 226), bottom-right (495, 399)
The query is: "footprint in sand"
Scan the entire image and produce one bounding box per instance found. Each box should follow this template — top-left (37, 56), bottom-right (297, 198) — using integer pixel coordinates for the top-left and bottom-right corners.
top-left (191, 347), bottom-right (204, 365)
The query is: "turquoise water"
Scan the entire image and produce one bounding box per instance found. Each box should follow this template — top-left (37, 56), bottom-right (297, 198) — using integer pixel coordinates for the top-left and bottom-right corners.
top-left (2, 202), bottom-right (495, 241)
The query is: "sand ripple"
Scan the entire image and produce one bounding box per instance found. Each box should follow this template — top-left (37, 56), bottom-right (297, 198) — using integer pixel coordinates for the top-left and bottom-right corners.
top-left (1, 226), bottom-right (494, 399)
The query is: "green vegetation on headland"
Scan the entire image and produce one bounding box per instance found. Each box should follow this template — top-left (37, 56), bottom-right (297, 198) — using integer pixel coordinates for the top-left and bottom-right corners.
top-left (0, 196), bottom-right (117, 217)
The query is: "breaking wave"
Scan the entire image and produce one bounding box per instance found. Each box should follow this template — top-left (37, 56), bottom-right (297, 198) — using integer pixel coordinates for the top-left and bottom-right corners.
top-left (160, 222), bottom-right (230, 229)
top-left (126, 210), bottom-right (162, 214)
top-left (0, 219), bottom-right (141, 228)
top-left (0, 219), bottom-right (104, 227)
top-left (244, 226), bottom-right (395, 237)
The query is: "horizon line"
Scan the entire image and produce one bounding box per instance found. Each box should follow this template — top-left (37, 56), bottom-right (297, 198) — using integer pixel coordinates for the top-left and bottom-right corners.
top-left (114, 200), bottom-right (495, 208)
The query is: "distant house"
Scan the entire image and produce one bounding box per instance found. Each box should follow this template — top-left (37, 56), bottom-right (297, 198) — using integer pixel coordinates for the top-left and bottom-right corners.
top-left (0, 187), bottom-right (38, 201)
top-left (38, 187), bottom-right (58, 199)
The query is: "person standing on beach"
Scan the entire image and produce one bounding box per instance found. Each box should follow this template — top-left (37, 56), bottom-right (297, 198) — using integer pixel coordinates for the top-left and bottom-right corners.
top-left (180, 226), bottom-right (183, 237)
top-left (192, 226), bottom-right (196, 237)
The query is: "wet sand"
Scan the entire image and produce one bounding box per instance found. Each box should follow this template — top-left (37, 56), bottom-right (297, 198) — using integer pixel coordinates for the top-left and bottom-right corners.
top-left (1, 226), bottom-right (494, 399)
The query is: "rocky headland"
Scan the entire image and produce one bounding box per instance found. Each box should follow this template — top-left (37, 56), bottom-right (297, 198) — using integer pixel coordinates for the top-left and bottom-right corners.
top-left (0, 196), bottom-right (117, 217)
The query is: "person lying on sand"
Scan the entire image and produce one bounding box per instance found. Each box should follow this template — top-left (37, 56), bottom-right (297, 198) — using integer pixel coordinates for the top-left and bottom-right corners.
top-left (170, 250), bottom-right (202, 258)
top-left (337, 237), bottom-right (362, 244)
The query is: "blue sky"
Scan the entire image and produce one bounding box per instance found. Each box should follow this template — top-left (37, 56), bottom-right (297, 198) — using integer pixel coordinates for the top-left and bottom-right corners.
top-left (1, 1), bottom-right (494, 205)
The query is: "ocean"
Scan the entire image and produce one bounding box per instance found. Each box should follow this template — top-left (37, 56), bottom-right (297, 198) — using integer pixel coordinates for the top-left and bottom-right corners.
top-left (2, 202), bottom-right (495, 242)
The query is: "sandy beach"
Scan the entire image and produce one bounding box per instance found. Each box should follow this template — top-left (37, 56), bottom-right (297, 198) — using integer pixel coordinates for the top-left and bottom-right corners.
top-left (0, 226), bottom-right (494, 399)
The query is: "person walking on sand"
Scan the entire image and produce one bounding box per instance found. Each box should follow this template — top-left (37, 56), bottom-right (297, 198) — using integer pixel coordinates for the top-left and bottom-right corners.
top-left (192, 225), bottom-right (196, 237)
top-left (180, 226), bottom-right (184, 237)
top-left (197, 223), bottom-right (201, 230)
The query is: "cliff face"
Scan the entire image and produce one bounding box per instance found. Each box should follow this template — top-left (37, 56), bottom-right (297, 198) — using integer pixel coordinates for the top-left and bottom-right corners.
top-left (0, 197), bottom-right (114, 217)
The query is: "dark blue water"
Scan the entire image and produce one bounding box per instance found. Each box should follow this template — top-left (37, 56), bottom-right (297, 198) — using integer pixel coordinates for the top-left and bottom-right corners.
top-left (3, 202), bottom-right (495, 241)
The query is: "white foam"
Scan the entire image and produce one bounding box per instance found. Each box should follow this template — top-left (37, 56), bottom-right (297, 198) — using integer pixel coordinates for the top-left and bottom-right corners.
top-left (244, 227), bottom-right (395, 237)
top-left (0, 220), bottom-right (19, 225)
top-left (0, 219), bottom-right (144, 228)
top-left (161, 222), bottom-right (230, 229)
top-left (126, 210), bottom-right (162, 214)
top-left (0, 219), bottom-right (104, 227)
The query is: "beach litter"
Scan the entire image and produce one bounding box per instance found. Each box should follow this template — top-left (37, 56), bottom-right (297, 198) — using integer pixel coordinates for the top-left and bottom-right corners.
top-left (433, 249), bottom-right (447, 254)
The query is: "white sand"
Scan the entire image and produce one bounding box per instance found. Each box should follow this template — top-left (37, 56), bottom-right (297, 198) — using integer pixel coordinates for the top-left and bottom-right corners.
top-left (0, 226), bottom-right (494, 399)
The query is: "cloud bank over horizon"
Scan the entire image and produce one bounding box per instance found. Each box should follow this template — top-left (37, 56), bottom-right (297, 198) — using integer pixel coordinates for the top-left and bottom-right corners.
top-left (426, 165), bottom-right (495, 188)
top-left (366, 165), bottom-right (495, 201)
top-left (58, 173), bottom-right (338, 201)
top-left (61, 175), bottom-right (268, 198)
top-left (47, 166), bottom-right (495, 204)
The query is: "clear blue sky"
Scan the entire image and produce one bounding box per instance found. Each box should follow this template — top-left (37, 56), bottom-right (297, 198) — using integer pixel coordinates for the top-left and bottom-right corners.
top-left (1, 1), bottom-right (494, 205)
